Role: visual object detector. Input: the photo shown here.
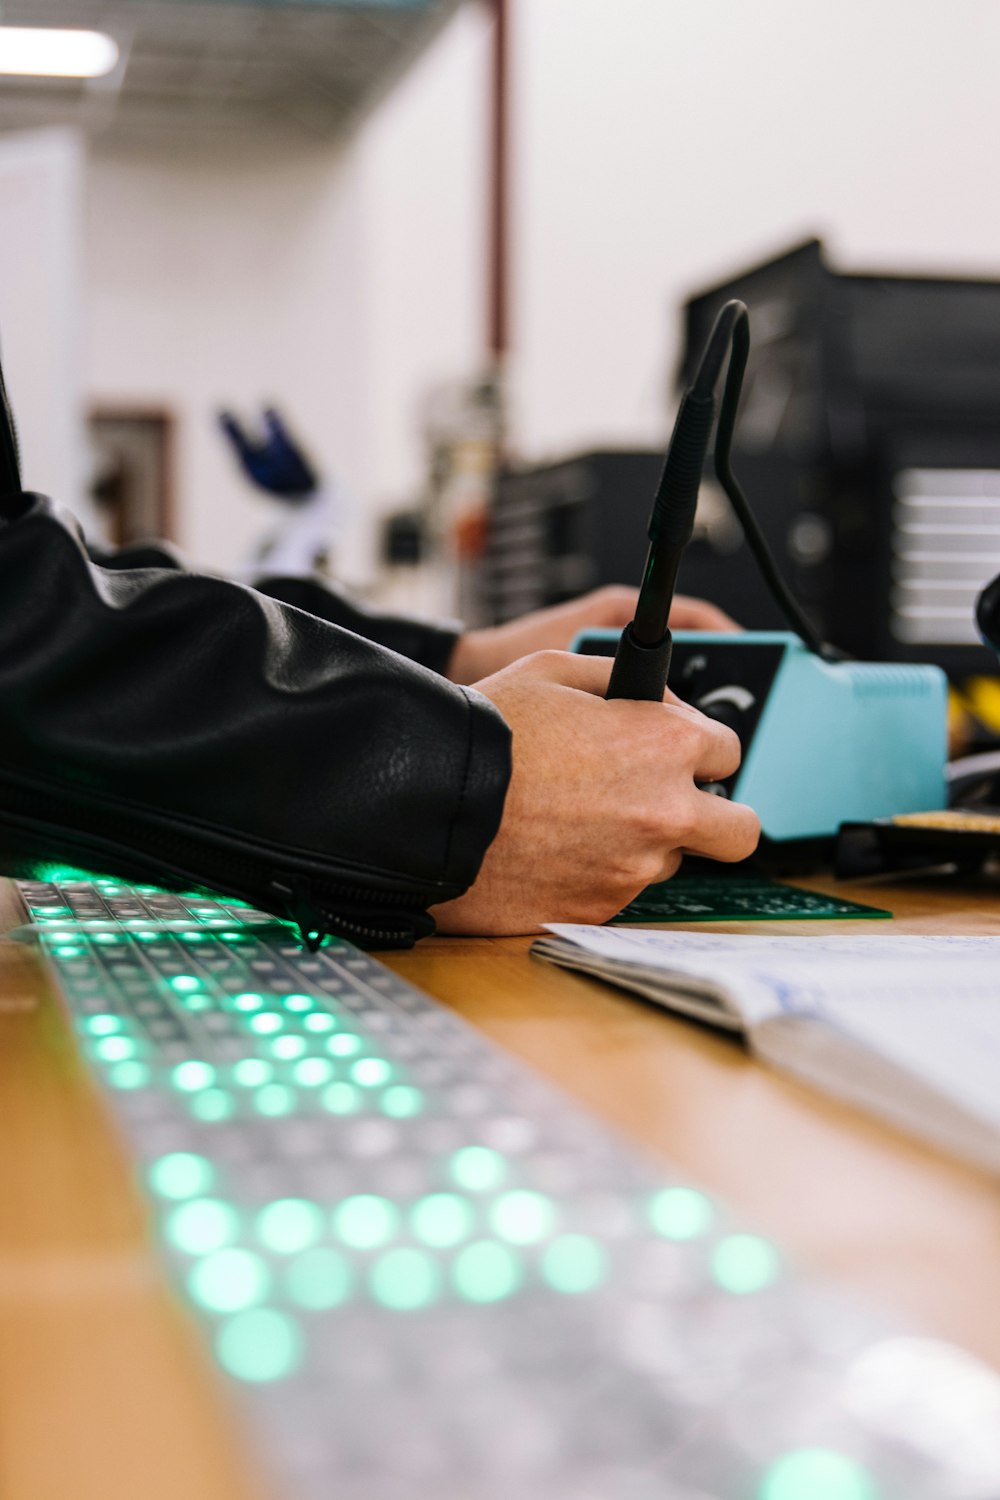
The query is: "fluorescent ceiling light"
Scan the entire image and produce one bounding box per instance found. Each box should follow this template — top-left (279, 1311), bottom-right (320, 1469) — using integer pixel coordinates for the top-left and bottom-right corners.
top-left (0, 27), bottom-right (119, 79)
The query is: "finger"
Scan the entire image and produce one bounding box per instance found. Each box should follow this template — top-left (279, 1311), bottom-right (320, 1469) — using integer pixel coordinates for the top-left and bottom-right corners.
top-left (522, 648), bottom-right (615, 696)
top-left (657, 702), bottom-right (744, 783)
top-left (668, 595), bottom-right (740, 633)
top-left (585, 584), bottom-right (639, 627)
top-left (680, 792), bottom-right (760, 863)
top-left (649, 848), bottom-right (684, 885)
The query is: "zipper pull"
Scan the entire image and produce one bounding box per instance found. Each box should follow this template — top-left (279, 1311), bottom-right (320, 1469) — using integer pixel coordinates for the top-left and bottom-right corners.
top-left (269, 874), bottom-right (327, 952)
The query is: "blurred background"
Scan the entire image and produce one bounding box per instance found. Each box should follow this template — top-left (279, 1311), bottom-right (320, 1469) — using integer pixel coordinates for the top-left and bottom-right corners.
top-left (1, 0), bottom-right (999, 681)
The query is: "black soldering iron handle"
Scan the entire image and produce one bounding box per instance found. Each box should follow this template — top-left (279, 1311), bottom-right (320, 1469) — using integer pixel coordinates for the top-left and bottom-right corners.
top-left (606, 622), bottom-right (673, 703)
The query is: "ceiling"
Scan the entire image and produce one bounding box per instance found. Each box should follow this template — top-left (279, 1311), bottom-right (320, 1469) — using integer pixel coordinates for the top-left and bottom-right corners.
top-left (0, 0), bottom-right (463, 144)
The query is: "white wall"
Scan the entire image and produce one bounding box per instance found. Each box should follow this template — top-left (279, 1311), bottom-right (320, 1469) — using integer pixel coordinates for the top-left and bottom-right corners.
top-left (351, 0), bottom-right (491, 508)
top-left (0, 129), bottom-right (87, 520)
top-left (83, 1), bottom-right (490, 580)
top-left (81, 0), bottom-right (1000, 575)
top-left (84, 136), bottom-right (370, 574)
top-left (509, 0), bottom-right (1000, 459)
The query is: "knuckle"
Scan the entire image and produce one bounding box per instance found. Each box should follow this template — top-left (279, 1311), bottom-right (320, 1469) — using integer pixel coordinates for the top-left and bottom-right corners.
top-left (719, 805), bottom-right (762, 860)
top-left (523, 648), bottom-right (562, 675)
top-left (662, 709), bottom-right (702, 754)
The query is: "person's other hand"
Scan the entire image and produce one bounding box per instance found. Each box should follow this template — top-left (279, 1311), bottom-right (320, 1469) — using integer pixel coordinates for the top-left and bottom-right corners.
top-left (431, 650), bottom-right (759, 935)
top-left (446, 585), bottom-right (737, 683)
top-left (218, 407), bottom-right (318, 499)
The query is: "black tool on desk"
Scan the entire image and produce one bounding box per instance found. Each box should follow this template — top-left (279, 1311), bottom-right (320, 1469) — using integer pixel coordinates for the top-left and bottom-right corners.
top-left (606, 299), bottom-right (831, 703)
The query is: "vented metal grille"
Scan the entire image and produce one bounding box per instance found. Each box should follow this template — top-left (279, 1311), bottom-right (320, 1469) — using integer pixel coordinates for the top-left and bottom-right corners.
top-left (891, 468), bottom-right (1000, 645)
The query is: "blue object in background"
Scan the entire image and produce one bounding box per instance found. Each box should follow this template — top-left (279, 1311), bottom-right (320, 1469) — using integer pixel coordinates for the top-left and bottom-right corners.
top-left (219, 408), bottom-right (317, 500)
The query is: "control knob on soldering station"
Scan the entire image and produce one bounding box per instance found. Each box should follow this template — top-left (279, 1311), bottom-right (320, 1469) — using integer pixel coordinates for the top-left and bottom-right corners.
top-left (690, 686), bottom-right (757, 798)
top-left (694, 684), bottom-right (756, 732)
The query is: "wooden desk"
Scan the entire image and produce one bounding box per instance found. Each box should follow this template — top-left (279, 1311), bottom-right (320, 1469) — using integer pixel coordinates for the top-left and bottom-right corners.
top-left (2, 874), bottom-right (999, 1499)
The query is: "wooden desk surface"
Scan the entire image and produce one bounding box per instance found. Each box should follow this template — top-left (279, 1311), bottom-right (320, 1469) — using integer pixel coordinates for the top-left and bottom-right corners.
top-left (2, 873), bottom-right (999, 1499)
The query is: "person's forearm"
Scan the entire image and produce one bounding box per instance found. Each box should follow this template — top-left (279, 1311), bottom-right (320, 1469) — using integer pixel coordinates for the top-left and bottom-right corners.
top-left (1, 497), bottom-right (511, 945)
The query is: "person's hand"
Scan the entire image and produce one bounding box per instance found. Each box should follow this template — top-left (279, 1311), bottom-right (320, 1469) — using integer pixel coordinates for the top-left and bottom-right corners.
top-left (218, 407), bottom-right (318, 499)
top-left (431, 650), bottom-right (759, 935)
top-left (446, 585), bottom-right (738, 683)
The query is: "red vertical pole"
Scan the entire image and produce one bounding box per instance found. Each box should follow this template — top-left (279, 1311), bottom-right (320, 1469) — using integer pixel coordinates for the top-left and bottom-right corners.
top-left (487, 0), bottom-right (509, 360)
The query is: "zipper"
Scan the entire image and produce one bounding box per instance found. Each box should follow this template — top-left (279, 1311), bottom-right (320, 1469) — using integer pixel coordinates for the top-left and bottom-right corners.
top-left (0, 772), bottom-right (437, 951)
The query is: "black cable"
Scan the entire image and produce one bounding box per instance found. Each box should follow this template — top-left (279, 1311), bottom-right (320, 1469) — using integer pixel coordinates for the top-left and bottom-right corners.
top-left (711, 307), bottom-right (838, 661)
top-left (606, 297), bottom-right (840, 703)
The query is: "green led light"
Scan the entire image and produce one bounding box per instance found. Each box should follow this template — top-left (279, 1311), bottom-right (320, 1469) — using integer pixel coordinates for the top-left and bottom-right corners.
top-left (369, 1248), bottom-right (440, 1311)
top-left (169, 976), bottom-right (202, 993)
top-left (189, 1248), bottom-right (270, 1313)
top-left (233, 1058), bottom-right (272, 1088)
top-left (216, 1308), bottom-right (303, 1384)
top-left (327, 1034), bottom-right (361, 1058)
top-left (108, 1061), bottom-right (149, 1090)
top-left (44, 931), bottom-right (73, 942)
top-left (489, 1190), bottom-right (555, 1245)
top-left (254, 1084), bottom-right (295, 1117)
top-left (54, 945), bottom-right (83, 958)
top-left (541, 1235), bottom-right (608, 1295)
top-left (257, 1198), bottom-right (324, 1255)
top-left (270, 1035), bottom-right (307, 1062)
top-left (411, 1193), bottom-right (474, 1248)
top-left (322, 1082), bottom-right (361, 1115)
top-left (220, 932), bottom-right (242, 942)
top-left (35, 864), bottom-right (96, 883)
top-left (286, 1248), bottom-right (353, 1310)
top-left (648, 1187), bottom-right (715, 1241)
top-left (92, 932), bottom-right (120, 945)
top-left (179, 992), bottom-right (211, 1012)
top-left (303, 1012), bottom-right (336, 1034)
top-left (172, 1060), bottom-right (216, 1093)
top-left (249, 1012), bottom-right (283, 1035)
top-left (166, 1198), bottom-right (238, 1256)
top-left (380, 1085), bottom-right (423, 1118)
top-left (149, 1151), bottom-right (214, 1200)
top-left (94, 1035), bottom-right (137, 1063)
top-left (181, 931), bottom-right (206, 942)
top-left (333, 1195), bottom-right (398, 1249)
top-left (281, 993), bottom-right (314, 1012)
top-left (190, 1089), bottom-right (235, 1122)
top-left (233, 992), bottom-right (263, 1011)
top-left (351, 1058), bottom-right (392, 1088)
top-left (712, 1234), bottom-right (781, 1295)
top-left (452, 1240), bottom-right (522, 1303)
top-left (759, 1448), bottom-right (878, 1500)
top-left (450, 1146), bottom-right (506, 1193)
top-left (134, 931), bottom-right (159, 942)
top-left (292, 1057), bottom-right (333, 1088)
top-left (85, 1014), bottom-right (123, 1036)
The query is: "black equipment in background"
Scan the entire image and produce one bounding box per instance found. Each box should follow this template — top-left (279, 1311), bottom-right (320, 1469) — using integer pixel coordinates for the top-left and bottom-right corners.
top-left (484, 450), bottom-right (664, 624)
top-left (484, 241), bottom-right (1000, 677)
top-left (677, 239), bottom-right (1000, 677)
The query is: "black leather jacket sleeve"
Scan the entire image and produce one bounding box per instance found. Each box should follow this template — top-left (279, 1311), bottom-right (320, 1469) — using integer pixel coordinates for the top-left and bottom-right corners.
top-left (0, 495), bottom-right (512, 947)
top-left (90, 540), bottom-right (463, 678)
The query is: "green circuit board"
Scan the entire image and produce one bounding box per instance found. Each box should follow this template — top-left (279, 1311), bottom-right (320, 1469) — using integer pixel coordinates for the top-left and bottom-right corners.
top-left (615, 872), bottom-right (891, 923)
